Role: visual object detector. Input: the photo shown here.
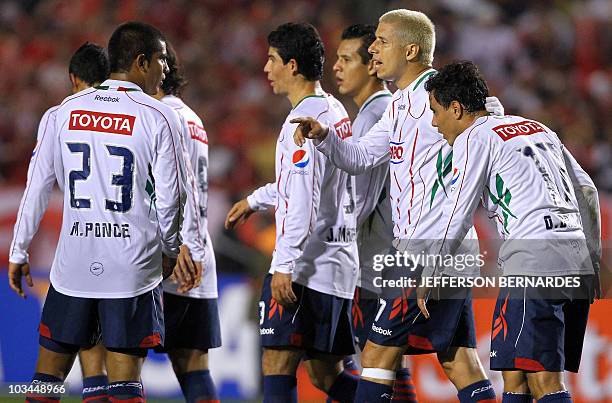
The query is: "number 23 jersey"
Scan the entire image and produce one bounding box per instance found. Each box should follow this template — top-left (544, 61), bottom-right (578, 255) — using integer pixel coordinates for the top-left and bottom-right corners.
top-left (10, 80), bottom-right (204, 298)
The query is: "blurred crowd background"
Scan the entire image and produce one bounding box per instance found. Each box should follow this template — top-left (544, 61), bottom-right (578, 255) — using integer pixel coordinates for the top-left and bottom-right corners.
top-left (0, 0), bottom-right (610, 277)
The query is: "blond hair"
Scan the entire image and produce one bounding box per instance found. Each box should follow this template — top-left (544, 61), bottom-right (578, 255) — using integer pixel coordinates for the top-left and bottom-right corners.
top-left (379, 9), bottom-right (435, 66)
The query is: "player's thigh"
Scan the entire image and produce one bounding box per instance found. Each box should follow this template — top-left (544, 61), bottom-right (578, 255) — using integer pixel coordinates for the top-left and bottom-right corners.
top-left (360, 340), bottom-right (404, 371)
top-left (105, 349), bottom-right (145, 382)
top-left (35, 345), bottom-right (77, 380)
top-left (262, 347), bottom-right (304, 376)
top-left (79, 343), bottom-right (107, 377)
top-left (168, 348), bottom-right (209, 375)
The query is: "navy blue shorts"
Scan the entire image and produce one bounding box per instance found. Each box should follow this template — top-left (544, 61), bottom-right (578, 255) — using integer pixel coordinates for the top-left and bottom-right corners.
top-left (368, 281), bottom-right (476, 354)
top-left (154, 292), bottom-right (222, 352)
top-left (259, 274), bottom-right (355, 356)
top-left (39, 284), bottom-right (164, 354)
top-left (352, 287), bottom-right (380, 351)
top-left (490, 276), bottom-right (593, 373)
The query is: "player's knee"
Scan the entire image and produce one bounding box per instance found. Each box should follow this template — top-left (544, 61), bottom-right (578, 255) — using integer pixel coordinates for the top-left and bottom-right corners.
top-left (168, 348), bottom-right (208, 375)
top-left (502, 371), bottom-right (529, 393)
top-left (526, 372), bottom-right (565, 399)
top-left (262, 348), bottom-right (302, 376)
top-left (360, 342), bottom-right (400, 370)
top-left (437, 348), bottom-right (486, 388)
top-left (304, 358), bottom-right (342, 392)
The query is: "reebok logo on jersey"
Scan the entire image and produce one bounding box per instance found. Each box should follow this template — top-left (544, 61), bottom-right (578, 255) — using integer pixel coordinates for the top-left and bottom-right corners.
top-left (69, 110), bottom-right (135, 136)
top-left (260, 327), bottom-right (275, 335)
top-left (292, 150), bottom-right (309, 168)
top-left (493, 120), bottom-right (545, 141)
top-left (334, 117), bottom-right (352, 140)
top-left (188, 121), bottom-right (208, 144)
top-left (94, 94), bottom-right (119, 102)
top-left (372, 324), bottom-right (392, 336)
top-left (390, 141), bottom-right (404, 164)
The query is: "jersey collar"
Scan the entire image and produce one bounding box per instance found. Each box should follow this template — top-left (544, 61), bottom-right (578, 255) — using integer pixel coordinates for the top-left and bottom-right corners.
top-left (358, 89), bottom-right (392, 114)
top-left (402, 68), bottom-right (437, 94)
top-left (95, 79), bottom-right (143, 92)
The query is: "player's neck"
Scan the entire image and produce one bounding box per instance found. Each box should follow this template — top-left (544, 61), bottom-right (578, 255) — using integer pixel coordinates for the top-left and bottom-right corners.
top-left (353, 79), bottom-right (386, 109)
top-left (458, 110), bottom-right (489, 133)
top-left (287, 80), bottom-right (320, 108)
top-left (109, 72), bottom-right (145, 91)
top-left (396, 64), bottom-right (431, 91)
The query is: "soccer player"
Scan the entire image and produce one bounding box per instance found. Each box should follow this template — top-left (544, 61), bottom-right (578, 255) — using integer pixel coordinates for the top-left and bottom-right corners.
top-left (30, 41), bottom-right (113, 403)
top-left (8, 22), bottom-right (204, 402)
top-left (225, 23), bottom-right (359, 402)
top-left (424, 60), bottom-right (601, 403)
top-left (332, 24), bottom-right (416, 403)
top-left (153, 42), bottom-right (221, 403)
top-left (292, 9), bottom-right (502, 403)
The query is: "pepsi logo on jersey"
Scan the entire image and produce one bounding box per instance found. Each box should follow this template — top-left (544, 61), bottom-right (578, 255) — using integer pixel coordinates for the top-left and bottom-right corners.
top-left (390, 141), bottom-right (405, 164)
top-left (69, 110), bottom-right (136, 136)
top-left (334, 117), bottom-right (352, 140)
top-left (451, 168), bottom-right (460, 185)
top-left (292, 149), bottom-right (309, 168)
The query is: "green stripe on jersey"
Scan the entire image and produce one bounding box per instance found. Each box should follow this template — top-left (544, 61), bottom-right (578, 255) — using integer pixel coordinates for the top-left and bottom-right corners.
top-left (412, 71), bottom-right (436, 91)
top-left (361, 93), bottom-right (392, 113)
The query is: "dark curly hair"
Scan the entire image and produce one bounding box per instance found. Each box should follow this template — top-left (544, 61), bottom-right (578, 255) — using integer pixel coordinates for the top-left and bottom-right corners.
top-left (69, 42), bottom-right (109, 85)
top-left (425, 61), bottom-right (489, 112)
top-left (160, 41), bottom-right (187, 96)
top-left (341, 24), bottom-right (377, 65)
top-left (267, 22), bottom-right (324, 81)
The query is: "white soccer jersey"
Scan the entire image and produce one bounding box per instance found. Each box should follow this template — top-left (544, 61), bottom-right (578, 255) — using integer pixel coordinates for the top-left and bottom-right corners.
top-left (352, 90), bottom-right (394, 292)
top-left (248, 93), bottom-right (359, 299)
top-left (161, 95), bottom-right (217, 299)
top-left (317, 69), bottom-right (479, 275)
top-left (9, 79), bottom-right (205, 298)
top-left (439, 115), bottom-right (595, 276)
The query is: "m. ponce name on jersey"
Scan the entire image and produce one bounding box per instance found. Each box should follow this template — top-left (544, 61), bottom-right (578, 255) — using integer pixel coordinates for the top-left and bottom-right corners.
top-left (69, 221), bottom-right (131, 239)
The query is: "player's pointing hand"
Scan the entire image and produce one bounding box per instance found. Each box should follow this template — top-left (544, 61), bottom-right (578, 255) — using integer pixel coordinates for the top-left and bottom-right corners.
top-left (290, 117), bottom-right (329, 146)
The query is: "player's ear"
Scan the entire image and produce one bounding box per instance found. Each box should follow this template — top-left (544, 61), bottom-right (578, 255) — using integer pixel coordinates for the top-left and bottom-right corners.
top-left (450, 100), bottom-right (463, 120)
top-left (405, 43), bottom-right (419, 62)
top-left (288, 58), bottom-right (298, 76)
top-left (367, 59), bottom-right (377, 76)
top-left (69, 73), bottom-right (78, 89)
top-left (136, 54), bottom-right (148, 72)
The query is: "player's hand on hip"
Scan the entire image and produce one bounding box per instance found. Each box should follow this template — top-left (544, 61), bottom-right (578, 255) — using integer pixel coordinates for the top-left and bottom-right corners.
top-left (271, 271), bottom-right (297, 307)
top-left (416, 284), bottom-right (430, 319)
top-left (225, 198), bottom-right (254, 230)
top-left (8, 261), bottom-right (33, 299)
top-left (290, 117), bottom-right (329, 146)
top-left (485, 96), bottom-right (504, 116)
